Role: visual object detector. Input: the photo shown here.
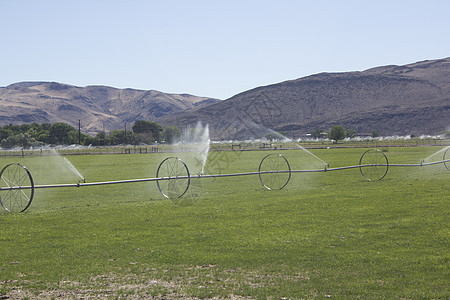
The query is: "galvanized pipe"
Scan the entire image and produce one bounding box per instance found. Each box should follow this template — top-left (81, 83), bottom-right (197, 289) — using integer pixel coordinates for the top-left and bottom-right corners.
top-left (1, 159), bottom-right (448, 192)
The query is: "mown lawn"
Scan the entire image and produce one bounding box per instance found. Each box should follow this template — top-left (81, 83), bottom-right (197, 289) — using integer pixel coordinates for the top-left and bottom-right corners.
top-left (0, 146), bottom-right (448, 298)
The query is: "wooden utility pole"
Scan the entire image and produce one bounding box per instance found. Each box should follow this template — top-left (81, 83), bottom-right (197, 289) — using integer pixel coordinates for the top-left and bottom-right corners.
top-left (78, 120), bottom-right (81, 145)
top-left (124, 122), bottom-right (127, 144)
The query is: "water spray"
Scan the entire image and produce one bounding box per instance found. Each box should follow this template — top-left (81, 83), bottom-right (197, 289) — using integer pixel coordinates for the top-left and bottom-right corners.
top-left (422, 146), bottom-right (450, 162)
top-left (296, 143), bottom-right (329, 167)
top-left (0, 149), bottom-right (448, 213)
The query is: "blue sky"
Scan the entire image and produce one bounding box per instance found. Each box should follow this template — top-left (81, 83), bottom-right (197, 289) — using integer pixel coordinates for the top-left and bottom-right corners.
top-left (1, 0), bottom-right (449, 99)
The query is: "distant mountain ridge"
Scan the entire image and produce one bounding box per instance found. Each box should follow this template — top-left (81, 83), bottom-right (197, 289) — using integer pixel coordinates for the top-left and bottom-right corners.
top-left (156, 57), bottom-right (450, 139)
top-left (0, 82), bottom-right (219, 134)
top-left (1, 57), bottom-right (449, 139)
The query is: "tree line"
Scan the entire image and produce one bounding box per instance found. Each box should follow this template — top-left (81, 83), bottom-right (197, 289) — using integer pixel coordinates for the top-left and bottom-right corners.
top-left (0, 121), bottom-right (182, 149)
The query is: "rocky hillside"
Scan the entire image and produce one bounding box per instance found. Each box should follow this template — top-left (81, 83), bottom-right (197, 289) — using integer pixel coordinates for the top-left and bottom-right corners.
top-left (156, 57), bottom-right (450, 139)
top-left (1, 58), bottom-right (448, 140)
top-left (0, 82), bottom-right (219, 134)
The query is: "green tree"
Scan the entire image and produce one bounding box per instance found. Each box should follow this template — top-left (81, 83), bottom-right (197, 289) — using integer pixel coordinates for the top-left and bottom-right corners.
top-left (444, 130), bottom-right (450, 139)
top-left (35, 123), bottom-right (51, 142)
top-left (328, 126), bottom-right (346, 143)
top-left (37, 132), bottom-right (49, 143)
top-left (135, 131), bottom-right (154, 145)
top-left (40, 123), bottom-right (52, 131)
top-left (81, 134), bottom-right (94, 146)
top-left (132, 120), bottom-right (150, 133)
top-left (0, 122), bottom-right (94, 147)
top-left (19, 124), bottom-right (31, 133)
top-left (311, 129), bottom-right (323, 139)
top-left (265, 132), bottom-right (279, 141)
top-left (163, 125), bottom-right (181, 144)
top-left (0, 127), bottom-right (13, 141)
top-left (372, 130), bottom-right (380, 138)
top-left (92, 131), bottom-right (109, 146)
top-left (0, 133), bottom-right (43, 149)
top-left (345, 129), bottom-right (357, 139)
top-left (109, 130), bottom-right (134, 145)
top-left (132, 120), bottom-right (163, 143)
top-left (48, 123), bottom-right (77, 144)
top-left (3, 124), bottom-right (21, 134)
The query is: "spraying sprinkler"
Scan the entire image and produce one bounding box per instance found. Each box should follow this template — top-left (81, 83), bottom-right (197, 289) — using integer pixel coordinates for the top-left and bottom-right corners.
top-left (1, 148), bottom-right (449, 213)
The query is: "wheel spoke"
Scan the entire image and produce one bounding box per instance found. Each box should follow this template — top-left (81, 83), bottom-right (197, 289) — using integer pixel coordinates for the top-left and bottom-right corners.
top-left (0, 164), bottom-right (34, 213)
top-left (259, 154), bottom-right (291, 190)
top-left (359, 149), bottom-right (389, 181)
top-left (156, 157), bottom-right (190, 198)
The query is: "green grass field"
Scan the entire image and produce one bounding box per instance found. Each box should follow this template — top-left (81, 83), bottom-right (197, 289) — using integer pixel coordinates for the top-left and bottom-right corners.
top-left (0, 146), bottom-right (448, 299)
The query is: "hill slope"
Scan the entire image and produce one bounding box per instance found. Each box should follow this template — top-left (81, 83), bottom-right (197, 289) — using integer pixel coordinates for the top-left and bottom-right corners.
top-left (157, 57), bottom-right (450, 139)
top-left (0, 82), bottom-right (219, 134)
top-left (1, 58), bottom-right (448, 139)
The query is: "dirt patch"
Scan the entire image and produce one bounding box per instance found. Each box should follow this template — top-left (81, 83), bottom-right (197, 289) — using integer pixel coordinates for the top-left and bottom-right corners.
top-left (1, 267), bottom-right (308, 299)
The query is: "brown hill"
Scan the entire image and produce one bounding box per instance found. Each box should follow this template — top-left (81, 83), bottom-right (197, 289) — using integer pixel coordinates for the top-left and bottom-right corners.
top-left (1, 58), bottom-right (448, 139)
top-left (0, 82), bottom-right (219, 134)
top-left (156, 57), bottom-right (450, 139)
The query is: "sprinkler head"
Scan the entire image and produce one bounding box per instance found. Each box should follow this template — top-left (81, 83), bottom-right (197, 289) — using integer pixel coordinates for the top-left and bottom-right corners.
top-left (78, 178), bottom-right (86, 186)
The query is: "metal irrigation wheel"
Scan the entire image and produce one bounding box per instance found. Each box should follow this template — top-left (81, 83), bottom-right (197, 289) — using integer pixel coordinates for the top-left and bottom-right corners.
top-left (0, 163), bottom-right (34, 213)
top-left (258, 153), bottom-right (291, 190)
top-left (156, 157), bottom-right (190, 199)
top-left (444, 147), bottom-right (449, 171)
top-left (359, 149), bottom-right (389, 181)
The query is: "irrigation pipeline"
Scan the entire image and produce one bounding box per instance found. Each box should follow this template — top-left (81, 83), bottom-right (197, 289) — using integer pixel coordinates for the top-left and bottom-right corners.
top-left (1, 159), bottom-right (448, 192)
